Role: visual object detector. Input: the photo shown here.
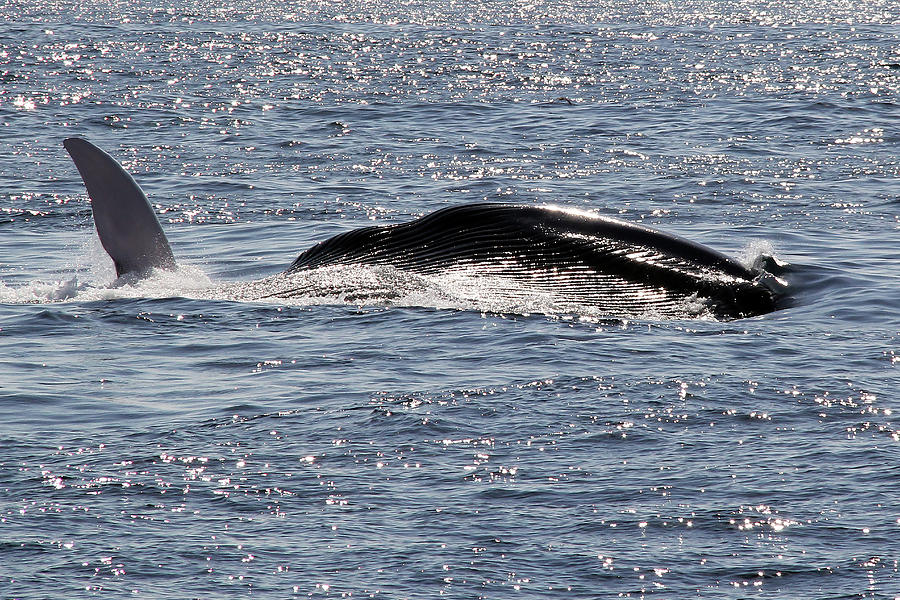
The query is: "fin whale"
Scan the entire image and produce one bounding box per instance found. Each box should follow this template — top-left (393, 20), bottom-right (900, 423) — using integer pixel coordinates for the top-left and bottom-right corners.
top-left (63, 137), bottom-right (784, 320)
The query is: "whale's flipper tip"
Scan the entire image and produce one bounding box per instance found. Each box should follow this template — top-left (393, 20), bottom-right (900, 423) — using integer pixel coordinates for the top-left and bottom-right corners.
top-left (64, 137), bottom-right (176, 278)
top-left (63, 136), bottom-right (87, 152)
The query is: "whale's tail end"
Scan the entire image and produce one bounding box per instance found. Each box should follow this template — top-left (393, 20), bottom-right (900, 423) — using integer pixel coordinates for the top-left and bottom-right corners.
top-left (64, 137), bottom-right (176, 278)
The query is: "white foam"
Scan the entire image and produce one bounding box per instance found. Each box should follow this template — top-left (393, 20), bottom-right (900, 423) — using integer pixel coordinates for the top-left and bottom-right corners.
top-left (0, 277), bottom-right (84, 304)
top-left (1, 261), bottom-right (725, 321)
top-left (0, 265), bottom-right (214, 305)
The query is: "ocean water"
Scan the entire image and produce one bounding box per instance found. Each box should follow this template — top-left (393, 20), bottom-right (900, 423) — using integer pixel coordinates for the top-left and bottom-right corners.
top-left (1, 0), bottom-right (899, 598)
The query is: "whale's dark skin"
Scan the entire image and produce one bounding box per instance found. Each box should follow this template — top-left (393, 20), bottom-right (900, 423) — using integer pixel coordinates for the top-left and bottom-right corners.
top-left (283, 203), bottom-right (780, 319)
top-left (63, 137), bottom-right (783, 320)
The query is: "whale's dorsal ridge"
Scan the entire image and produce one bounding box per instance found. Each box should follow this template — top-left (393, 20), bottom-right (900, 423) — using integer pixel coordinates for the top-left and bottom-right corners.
top-left (64, 137), bottom-right (176, 277)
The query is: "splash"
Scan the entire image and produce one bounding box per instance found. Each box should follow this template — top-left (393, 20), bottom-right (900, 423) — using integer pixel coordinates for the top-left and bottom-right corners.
top-left (0, 277), bottom-right (84, 304)
top-left (0, 266), bottom-right (213, 305)
top-left (738, 240), bottom-right (791, 296)
top-left (2, 251), bottom-right (789, 321)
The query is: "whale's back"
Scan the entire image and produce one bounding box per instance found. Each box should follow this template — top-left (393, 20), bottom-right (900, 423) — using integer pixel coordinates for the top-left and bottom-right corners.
top-left (286, 204), bottom-right (780, 319)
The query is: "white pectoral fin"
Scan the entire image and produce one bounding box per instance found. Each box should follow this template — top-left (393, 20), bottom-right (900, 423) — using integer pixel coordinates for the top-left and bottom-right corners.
top-left (64, 137), bottom-right (176, 278)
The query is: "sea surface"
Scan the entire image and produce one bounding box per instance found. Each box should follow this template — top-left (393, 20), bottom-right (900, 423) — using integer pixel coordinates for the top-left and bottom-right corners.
top-left (1, 0), bottom-right (899, 598)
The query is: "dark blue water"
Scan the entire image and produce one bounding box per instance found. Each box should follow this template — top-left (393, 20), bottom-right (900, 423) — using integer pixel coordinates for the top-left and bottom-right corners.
top-left (2, 1), bottom-right (899, 597)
